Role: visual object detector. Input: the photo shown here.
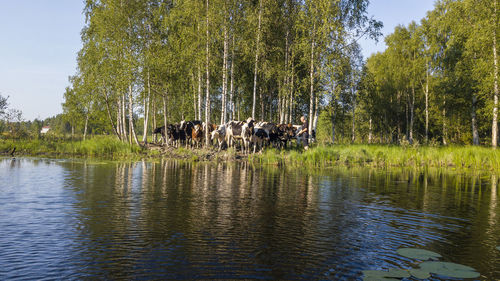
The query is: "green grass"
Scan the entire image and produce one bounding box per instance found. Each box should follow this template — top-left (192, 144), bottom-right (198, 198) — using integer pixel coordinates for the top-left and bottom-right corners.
top-left (4, 136), bottom-right (500, 172)
top-left (0, 136), bottom-right (147, 159)
top-left (250, 144), bottom-right (500, 172)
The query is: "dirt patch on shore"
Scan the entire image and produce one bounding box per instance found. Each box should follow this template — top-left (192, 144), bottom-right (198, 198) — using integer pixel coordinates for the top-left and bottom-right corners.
top-left (144, 142), bottom-right (246, 162)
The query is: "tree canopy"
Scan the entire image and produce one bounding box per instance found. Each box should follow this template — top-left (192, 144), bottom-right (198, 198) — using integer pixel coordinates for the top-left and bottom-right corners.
top-left (60, 0), bottom-right (499, 147)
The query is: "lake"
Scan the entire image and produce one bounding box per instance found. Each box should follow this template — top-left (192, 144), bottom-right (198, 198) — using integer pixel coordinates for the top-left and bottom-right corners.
top-left (0, 158), bottom-right (499, 280)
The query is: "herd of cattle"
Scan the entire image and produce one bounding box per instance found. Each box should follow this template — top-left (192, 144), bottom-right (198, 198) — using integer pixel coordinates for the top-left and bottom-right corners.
top-left (153, 118), bottom-right (309, 153)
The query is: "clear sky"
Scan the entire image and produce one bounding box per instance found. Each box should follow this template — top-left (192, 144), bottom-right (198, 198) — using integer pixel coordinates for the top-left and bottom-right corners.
top-left (358, 0), bottom-right (436, 58)
top-left (0, 0), bottom-right (436, 121)
top-left (0, 1), bottom-right (85, 121)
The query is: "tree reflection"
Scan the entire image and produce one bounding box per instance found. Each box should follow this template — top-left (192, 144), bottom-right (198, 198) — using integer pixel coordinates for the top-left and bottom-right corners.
top-left (54, 160), bottom-right (500, 280)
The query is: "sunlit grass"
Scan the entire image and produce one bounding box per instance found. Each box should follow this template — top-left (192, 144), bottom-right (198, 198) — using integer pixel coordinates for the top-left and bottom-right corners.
top-left (250, 144), bottom-right (500, 172)
top-left (0, 136), bottom-right (146, 159)
top-left (3, 136), bottom-right (500, 172)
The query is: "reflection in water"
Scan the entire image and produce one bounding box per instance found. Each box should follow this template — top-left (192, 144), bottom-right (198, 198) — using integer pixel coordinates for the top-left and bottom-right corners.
top-left (0, 158), bottom-right (500, 280)
top-left (490, 175), bottom-right (498, 227)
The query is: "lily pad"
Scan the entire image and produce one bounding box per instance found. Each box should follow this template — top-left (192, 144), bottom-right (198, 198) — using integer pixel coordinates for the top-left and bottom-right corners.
top-left (362, 269), bottom-right (410, 280)
top-left (419, 261), bottom-right (480, 279)
top-left (409, 268), bottom-right (431, 279)
top-left (363, 277), bottom-right (399, 281)
top-left (396, 248), bottom-right (442, 260)
top-left (362, 271), bottom-right (399, 281)
top-left (385, 269), bottom-right (411, 278)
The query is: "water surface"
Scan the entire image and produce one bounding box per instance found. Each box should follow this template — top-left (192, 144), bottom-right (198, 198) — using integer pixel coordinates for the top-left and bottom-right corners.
top-left (0, 158), bottom-right (499, 280)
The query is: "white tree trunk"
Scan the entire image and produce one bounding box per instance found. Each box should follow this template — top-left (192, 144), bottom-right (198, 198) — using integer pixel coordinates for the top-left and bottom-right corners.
top-left (351, 87), bottom-right (356, 143)
top-left (369, 117), bottom-right (373, 144)
top-left (472, 94), bottom-right (480, 145)
top-left (117, 98), bottom-right (122, 140)
top-left (442, 98), bottom-right (447, 145)
top-left (122, 93), bottom-right (128, 141)
top-left (283, 31), bottom-right (289, 124)
top-left (152, 102), bottom-right (156, 141)
top-left (260, 88), bottom-right (264, 120)
top-left (313, 94), bottom-right (319, 141)
top-left (142, 70), bottom-right (151, 143)
top-left (221, 20), bottom-right (228, 124)
top-left (425, 59), bottom-right (429, 143)
top-left (284, 93), bottom-right (289, 124)
top-left (163, 92), bottom-right (168, 145)
top-left (252, 0), bottom-right (262, 119)
top-left (289, 71), bottom-right (294, 124)
top-left (205, 0), bottom-right (211, 146)
top-left (192, 72), bottom-right (197, 120)
top-left (101, 89), bottom-right (119, 139)
top-left (229, 35), bottom-right (235, 121)
top-left (409, 87), bottom-right (415, 143)
top-left (331, 112), bottom-right (335, 144)
top-left (129, 84), bottom-right (140, 146)
top-left (198, 67), bottom-right (202, 120)
top-left (493, 0), bottom-right (498, 147)
top-left (308, 25), bottom-right (315, 142)
top-left (83, 113), bottom-right (89, 141)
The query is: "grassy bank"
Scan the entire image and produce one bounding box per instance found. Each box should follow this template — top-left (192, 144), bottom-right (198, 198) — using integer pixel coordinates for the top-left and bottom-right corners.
top-left (3, 137), bottom-right (500, 172)
top-left (250, 145), bottom-right (500, 172)
top-left (0, 136), bottom-right (150, 159)
top-left (0, 136), bottom-right (239, 161)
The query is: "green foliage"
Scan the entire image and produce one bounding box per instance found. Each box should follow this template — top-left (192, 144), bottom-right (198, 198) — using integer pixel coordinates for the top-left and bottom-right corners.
top-left (0, 93), bottom-right (8, 117)
top-left (61, 0), bottom-right (382, 146)
top-left (54, 0), bottom-right (499, 149)
top-left (359, 0), bottom-right (500, 146)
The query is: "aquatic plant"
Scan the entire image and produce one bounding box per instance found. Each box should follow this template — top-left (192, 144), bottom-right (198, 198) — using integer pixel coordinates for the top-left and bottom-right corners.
top-left (362, 269), bottom-right (410, 280)
top-left (363, 247), bottom-right (480, 280)
top-left (419, 261), bottom-right (480, 279)
top-left (396, 248), bottom-right (441, 260)
top-left (408, 269), bottom-right (430, 279)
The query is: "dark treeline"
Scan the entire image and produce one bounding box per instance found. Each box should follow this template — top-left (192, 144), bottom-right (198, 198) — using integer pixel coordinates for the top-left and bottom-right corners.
top-left (61, 0), bottom-right (499, 147)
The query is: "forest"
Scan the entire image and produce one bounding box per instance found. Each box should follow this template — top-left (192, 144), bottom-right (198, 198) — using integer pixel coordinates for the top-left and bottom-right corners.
top-left (2, 0), bottom-right (499, 148)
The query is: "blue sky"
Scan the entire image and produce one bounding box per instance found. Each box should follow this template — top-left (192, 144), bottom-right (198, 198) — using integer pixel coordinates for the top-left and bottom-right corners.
top-left (0, 0), bottom-right (436, 121)
top-left (358, 0), bottom-right (436, 58)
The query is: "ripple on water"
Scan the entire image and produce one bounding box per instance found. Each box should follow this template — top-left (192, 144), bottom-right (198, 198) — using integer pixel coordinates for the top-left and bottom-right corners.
top-left (0, 158), bottom-right (499, 280)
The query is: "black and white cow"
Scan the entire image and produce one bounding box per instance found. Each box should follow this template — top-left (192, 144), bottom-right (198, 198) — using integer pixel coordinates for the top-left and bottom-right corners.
top-left (241, 118), bottom-right (255, 154)
top-left (153, 126), bottom-right (166, 144)
top-left (250, 127), bottom-right (269, 153)
top-left (225, 120), bottom-right (245, 148)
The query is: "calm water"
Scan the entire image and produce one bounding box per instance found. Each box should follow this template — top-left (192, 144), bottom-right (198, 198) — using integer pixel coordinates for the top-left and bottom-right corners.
top-left (0, 158), bottom-right (499, 280)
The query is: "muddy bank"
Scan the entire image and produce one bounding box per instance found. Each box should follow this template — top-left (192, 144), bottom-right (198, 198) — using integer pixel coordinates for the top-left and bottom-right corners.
top-left (144, 142), bottom-right (247, 162)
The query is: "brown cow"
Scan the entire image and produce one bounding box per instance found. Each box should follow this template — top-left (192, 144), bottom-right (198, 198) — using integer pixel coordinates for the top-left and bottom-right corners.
top-left (192, 124), bottom-right (204, 148)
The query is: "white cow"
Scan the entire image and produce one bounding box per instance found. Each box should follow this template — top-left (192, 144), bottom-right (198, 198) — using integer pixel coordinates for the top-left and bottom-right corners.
top-left (211, 124), bottom-right (226, 151)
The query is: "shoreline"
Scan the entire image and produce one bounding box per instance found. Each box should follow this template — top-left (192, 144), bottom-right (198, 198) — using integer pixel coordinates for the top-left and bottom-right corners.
top-left (3, 137), bottom-right (500, 172)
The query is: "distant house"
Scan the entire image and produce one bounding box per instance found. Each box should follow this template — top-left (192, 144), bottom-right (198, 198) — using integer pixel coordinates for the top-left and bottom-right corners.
top-left (40, 126), bottom-right (51, 134)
